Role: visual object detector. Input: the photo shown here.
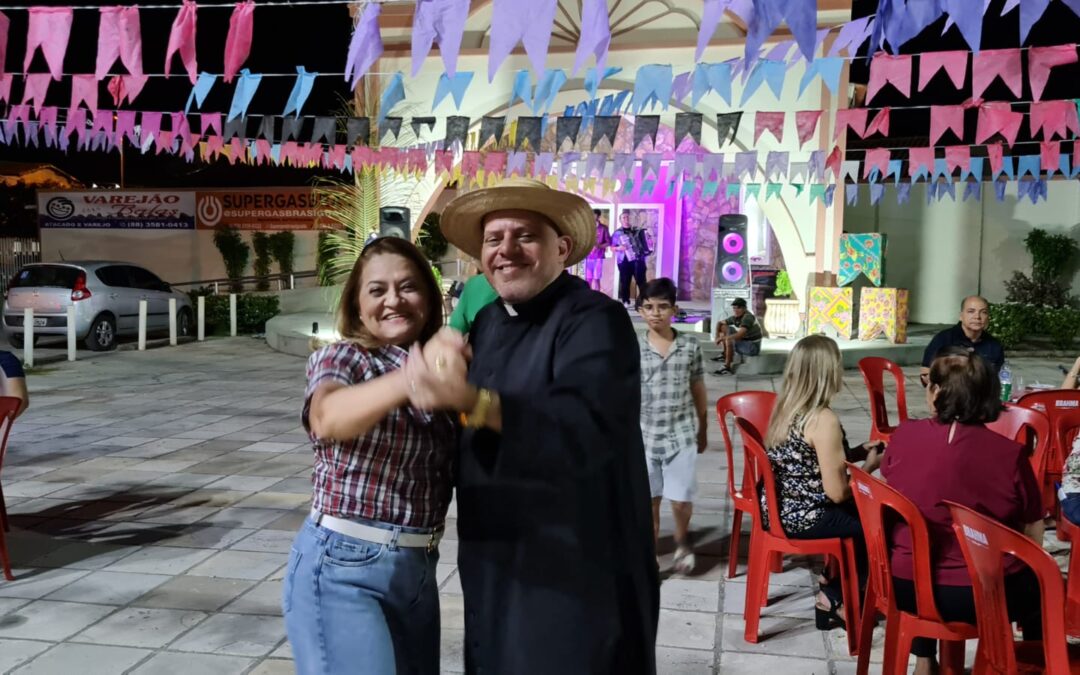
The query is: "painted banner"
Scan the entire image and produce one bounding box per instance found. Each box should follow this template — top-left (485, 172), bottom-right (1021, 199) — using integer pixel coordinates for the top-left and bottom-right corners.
top-left (195, 188), bottom-right (319, 230)
top-left (38, 191), bottom-right (196, 229)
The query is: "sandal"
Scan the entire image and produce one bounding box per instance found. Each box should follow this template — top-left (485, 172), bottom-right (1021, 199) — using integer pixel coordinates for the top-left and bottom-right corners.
top-left (814, 589), bottom-right (845, 631)
top-left (672, 546), bottom-right (696, 575)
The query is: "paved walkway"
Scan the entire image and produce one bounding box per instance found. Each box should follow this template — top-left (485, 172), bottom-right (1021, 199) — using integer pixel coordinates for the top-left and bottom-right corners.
top-left (0, 338), bottom-right (1071, 674)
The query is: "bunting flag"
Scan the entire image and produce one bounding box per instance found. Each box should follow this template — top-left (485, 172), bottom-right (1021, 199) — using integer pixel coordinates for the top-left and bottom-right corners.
top-left (346, 117), bottom-right (370, 146)
top-left (411, 0), bottom-right (468, 77)
top-left (584, 65), bottom-right (621, 100)
top-left (741, 59), bottom-right (786, 105)
top-left (555, 115), bottom-right (582, 148)
top-left (107, 74), bottom-right (148, 106)
top-left (185, 72), bottom-right (217, 114)
top-left (716, 112), bottom-right (742, 145)
top-left (691, 62), bottom-right (733, 107)
top-left (754, 111), bottom-right (784, 143)
top-left (479, 116), bottom-right (505, 146)
top-left (488, 0), bottom-right (557, 80)
top-left (863, 148), bottom-right (890, 179)
top-left (0, 12), bottom-right (9, 74)
top-left (744, 0), bottom-right (817, 65)
top-left (941, 0), bottom-right (983, 53)
top-left (765, 151), bottom-right (789, 181)
top-left (674, 112), bottom-right (702, 147)
top-left (432, 71), bottom-right (473, 110)
top-left (734, 151), bottom-right (757, 180)
top-left (697, 0), bottom-right (740, 61)
top-left (632, 64), bottom-right (674, 112)
top-left (795, 110), bottom-right (821, 148)
top-left (633, 115), bottom-right (659, 149)
top-left (908, 147), bottom-right (933, 180)
top-left (591, 115), bottom-right (620, 150)
top-left (799, 56), bottom-right (843, 96)
top-left (70, 74), bottom-right (98, 116)
top-left (510, 69), bottom-right (533, 109)
top-left (573, 0), bottom-right (610, 77)
top-left (918, 50), bottom-right (967, 91)
top-left (944, 145), bottom-right (970, 175)
top-left (532, 69), bottom-right (566, 115)
top-left (976, 102), bottom-right (1023, 146)
top-left (671, 71), bottom-right (692, 104)
top-left (865, 107), bottom-right (890, 137)
top-left (164, 0), bottom-right (197, 84)
top-left (283, 66), bottom-right (317, 117)
top-left (345, 3), bottom-right (382, 90)
top-left (378, 116), bottom-right (402, 141)
top-left (96, 6), bottom-right (143, 81)
top-left (513, 116), bottom-right (540, 151)
top-left (1028, 45), bottom-right (1078, 102)
top-left (445, 115), bottom-right (469, 148)
top-left (971, 48), bottom-right (1022, 100)
top-left (227, 69), bottom-right (262, 121)
top-left (223, 0), bottom-right (255, 84)
top-left (378, 73), bottom-right (405, 124)
top-left (410, 116), bottom-right (435, 138)
top-left (0, 74), bottom-right (10, 105)
top-left (1029, 100), bottom-right (1080, 140)
top-left (929, 105), bottom-right (964, 145)
top-left (867, 54), bottom-right (912, 102)
top-left (1019, 0), bottom-right (1051, 43)
top-left (282, 116), bottom-right (303, 142)
top-left (20, 73), bottom-right (50, 115)
top-left (963, 180), bottom-right (982, 202)
top-left (702, 152), bottom-right (723, 180)
top-left (834, 108), bottom-right (868, 141)
top-left (24, 7), bottom-right (73, 80)
top-left (1041, 140), bottom-right (1061, 174)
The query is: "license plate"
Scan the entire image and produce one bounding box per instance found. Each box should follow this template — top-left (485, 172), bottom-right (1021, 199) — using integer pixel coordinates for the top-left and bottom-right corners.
top-left (32, 318), bottom-right (47, 327)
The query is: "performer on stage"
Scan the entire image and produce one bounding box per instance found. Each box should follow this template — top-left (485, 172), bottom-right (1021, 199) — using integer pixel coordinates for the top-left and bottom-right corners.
top-left (612, 211), bottom-right (654, 308)
top-left (584, 209), bottom-right (612, 292)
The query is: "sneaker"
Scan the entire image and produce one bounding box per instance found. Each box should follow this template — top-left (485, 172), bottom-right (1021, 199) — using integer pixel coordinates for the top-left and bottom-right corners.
top-left (672, 547), bottom-right (696, 575)
top-left (713, 366), bottom-right (733, 375)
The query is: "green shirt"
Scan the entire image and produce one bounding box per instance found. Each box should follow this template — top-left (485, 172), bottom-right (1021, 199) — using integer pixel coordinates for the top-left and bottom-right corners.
top-left (448, 275), bottom-right (499, 334)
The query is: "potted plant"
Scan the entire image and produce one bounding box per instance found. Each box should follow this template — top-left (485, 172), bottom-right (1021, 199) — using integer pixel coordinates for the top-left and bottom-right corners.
top-left (764, 269), bottom-right (800, 338)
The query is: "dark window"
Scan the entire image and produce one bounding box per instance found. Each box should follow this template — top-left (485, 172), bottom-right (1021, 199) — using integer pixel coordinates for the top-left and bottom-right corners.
top-left (126, 266), bottom-right (167, 291)
top-left (10, 265), bottom-right (81, 289)
top-left (95, 266), bottom-right (131, 288)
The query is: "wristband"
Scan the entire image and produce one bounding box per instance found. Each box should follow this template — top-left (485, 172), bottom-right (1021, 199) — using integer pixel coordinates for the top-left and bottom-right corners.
top-left (462, 388), bottom-right (493, 429)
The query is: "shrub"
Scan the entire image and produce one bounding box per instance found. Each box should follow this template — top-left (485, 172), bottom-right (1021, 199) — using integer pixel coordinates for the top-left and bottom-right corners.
top-left (1039, 306), bottom-right (1080, 350)
top-left (269, 231), bottom-right (296, 277)
top-left (1002, 271), bottom-right (1075, 309)
top-left (212, 227), bottom-right (250, 293)
top-left (774, 269), bottom-right (793, 297)
top-left (989, 302), bottom-right (1080, 350)
top-left (185, 291), bottom-right (280, 335)
top-left (252, 232), bottom-right (272, 291)
top-left (987, 303), bottom-right (1028, 348)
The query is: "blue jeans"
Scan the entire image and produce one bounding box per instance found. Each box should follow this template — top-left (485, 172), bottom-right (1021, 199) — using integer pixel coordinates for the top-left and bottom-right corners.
top-left (1063, 493), bottom-right (1080, 526)
top-left (283, 517), bottom-right (441, 675)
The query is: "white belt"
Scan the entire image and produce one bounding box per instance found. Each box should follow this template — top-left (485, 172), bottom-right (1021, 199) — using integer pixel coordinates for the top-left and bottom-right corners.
top-left (310, 509), bottom-right (442, 551)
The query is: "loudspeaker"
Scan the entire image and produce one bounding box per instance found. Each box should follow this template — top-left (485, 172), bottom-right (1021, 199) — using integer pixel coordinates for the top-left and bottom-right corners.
top-left (714, 214), bottom-right (750, 290)
top-left (379, 206), bottom-right (411, 240)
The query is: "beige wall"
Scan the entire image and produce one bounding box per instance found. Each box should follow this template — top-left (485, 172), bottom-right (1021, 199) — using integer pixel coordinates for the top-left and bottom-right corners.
top-left (39, 229), bottom-right (320, 287)
top-left (844, 182), bottom-right (1080, 324)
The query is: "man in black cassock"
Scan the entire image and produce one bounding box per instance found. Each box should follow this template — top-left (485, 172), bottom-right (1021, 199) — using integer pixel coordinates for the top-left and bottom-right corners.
top-left (403, 177), bottom-right (659, 674)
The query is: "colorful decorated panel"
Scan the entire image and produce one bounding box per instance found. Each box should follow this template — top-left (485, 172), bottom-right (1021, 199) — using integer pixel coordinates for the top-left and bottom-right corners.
top-left (858, 288), bottom-right (910, 344)
top-left (808, 286), bottom-right (854, 340)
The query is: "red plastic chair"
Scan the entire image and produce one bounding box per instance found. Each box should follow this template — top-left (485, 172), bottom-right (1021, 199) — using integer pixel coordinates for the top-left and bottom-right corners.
top-left (847, 464), bottom-right (977, 675)
top-left (1017, 390), bottom-right (1080, 484)
top-left (715, 391), bottom-right (776, 579)
top-left (0, 396), bottom-right (22, 580)
top-left (986, 404), bottom-right (1053, 497)
top-left (946, 501), bottom-right (1077, 674)
top-left (1061, 518), bottom-right (1080, 636)
top-left (736, 417), bottom-right (862, 655)
top-left (858, 357), bottom-right (910, 444)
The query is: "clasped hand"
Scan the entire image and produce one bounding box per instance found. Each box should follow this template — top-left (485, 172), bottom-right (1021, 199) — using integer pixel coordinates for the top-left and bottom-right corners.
top-left (403, 328), bottom-right (477, 412)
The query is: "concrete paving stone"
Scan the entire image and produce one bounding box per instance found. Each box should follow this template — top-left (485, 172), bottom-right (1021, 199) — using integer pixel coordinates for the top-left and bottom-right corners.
top-left (137, 504), bottom-right (223, 526)
top-left (31, 467), bottom-right (111, 484)
top-left (439, 569), bottom-right (462, 595)
top-left (230, 529), bottom-right (295, 554)
top-left (200, 507), bottom-right (289, 530)
top-left (0, 567), bottom-right (92, 599)
top-left (73, 606), bottom-right (208, 648)
top-left (657, 608), bottom-right (718, 651)
top-left (187, 550), bottom-right (289, 580)
top-left (169, 613), bottom-right (284, 657)
top-left (236, 442), bottom-right (303, 454)
top-left (25, 541), bottom-right (141, 570)
top-left (127, 459), bottom-right (202, 473)
top-left (233, 492), bottom-right (312, 510)
top-left (166, 488), bottom-right (255, 508)
top-left (722, 580), bottom-right (816, 619)
top-left (128, 652), bottom-right (256, 675)
top-left (267, 477), bottom-right (314, 494)
top-left (440, 628), bottom-right (466, 673)
top-left (660, 578), bottom-right (721, 613)
top-left (720, 613), bottom-right (829, 659)
top-left (203, 475), bottom-right (284, 492)
top-left (0, 599), bottom-right (116, 640)
top-left (0, 597), bottom-right (32, 616)
top-left (0, 638), bottom-right (51, 672)
top-left (40, 484), bottom-right (118, 501)
top-left (133, 575), bottom-right (256, 611)
top-left (45, 569), bottom-right (170, 605)
top-left (159, 525), bottom-right (256, 550)
top-left (248, 658), bottom-right (294, 674)
top-left (655, 646), bottom-right (715, 674)
top-left (440, 592), bottom-right (465, 630)
top-left (218, 431), bottom-right (274, 442)
top-left (11, 643), bottom-right (152, 675)
top-left (104, 545), bottom-right (216, 575)
top-left (142, 471), bottom-right (225, 488)
top-left (222, 580), bottom-right (283, 616)
top-left (91, 436), bottom-right (158, 448)
top-left (718, 652), bottom-right (831, 674)
top-left (270, 641), bottom-right (292, 659)
top-left (245, 462), bottom-right (308, 478)
top-left (111, 438), bottom-right (203, 459)
top-left (1, 480), bottom-right (76, 498)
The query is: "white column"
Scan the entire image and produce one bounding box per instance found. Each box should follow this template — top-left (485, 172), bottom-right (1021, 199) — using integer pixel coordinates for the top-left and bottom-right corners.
top-left (138, 300), bottom-right (147, 350)
top-left (229, 293), bottom-right (237, 337)
top-left (168, 298), bottom-right (177, 346)
top-left (289, 274), bottom-right (295, 289)
top-left (197, 296), bottom-right (205, 341)
top-left (22, 308), bottom-right (33, 368)
top-left (66, 306), bottom-right (76, 361)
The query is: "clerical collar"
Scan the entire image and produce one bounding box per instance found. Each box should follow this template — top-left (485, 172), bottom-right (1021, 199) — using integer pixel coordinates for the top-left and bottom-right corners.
top-left (500, 272), bottom-right (577, 319)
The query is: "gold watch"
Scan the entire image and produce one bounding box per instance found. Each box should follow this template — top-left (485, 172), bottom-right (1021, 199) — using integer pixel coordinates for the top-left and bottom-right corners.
top-left (463, 388), bottom-right (493, 429)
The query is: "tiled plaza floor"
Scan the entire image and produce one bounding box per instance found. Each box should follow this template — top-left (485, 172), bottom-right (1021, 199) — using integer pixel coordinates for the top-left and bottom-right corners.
top-left (0, 338), bottom-right (1071, 674)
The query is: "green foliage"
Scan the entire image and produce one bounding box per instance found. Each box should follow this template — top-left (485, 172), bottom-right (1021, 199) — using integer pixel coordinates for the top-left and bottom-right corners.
top-left (1025, 228), bottom-right (1079, 283)
top-left (1039, 306), bottom-right (1080, 350)
top-left (269, 231), bottom-right (296, 276)
top-left (774, 269), bottom-right (793, 297)
top-left (418, 213), bottom-right (449, 263)
top-left (212, 227), bottom-right (250, 293)
top-left (987, 303), bottom-right (1029, 349)
top-left (1003, 271), bottom-right (1075, 309)
top-left (316, 231), bottom-right (338, 287)
top-left (252, 232), bottom-right (272, 291)
top-left (988, 302), bottom-right (1080, 350)
top-left (430, 264), bottom-right (442, 290)
top-left (186, 291), bottom-right (280, 335)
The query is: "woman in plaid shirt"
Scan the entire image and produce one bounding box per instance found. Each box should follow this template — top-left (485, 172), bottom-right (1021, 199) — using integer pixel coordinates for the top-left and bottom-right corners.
top-left (283, 237), bottom-right (456, 675)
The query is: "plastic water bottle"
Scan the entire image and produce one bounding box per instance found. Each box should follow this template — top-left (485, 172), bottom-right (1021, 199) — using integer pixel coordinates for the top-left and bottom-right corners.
top-left (1000, 362), bottom-right (1012, 402)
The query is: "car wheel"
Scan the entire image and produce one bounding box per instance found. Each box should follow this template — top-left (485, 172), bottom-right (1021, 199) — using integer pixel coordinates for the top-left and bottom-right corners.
top-left (178, 308), bottom-right (194, 337)
top-left (85, 315), bottom-right (117, 351)
top-left (8, 333), bottom-right (35, 349)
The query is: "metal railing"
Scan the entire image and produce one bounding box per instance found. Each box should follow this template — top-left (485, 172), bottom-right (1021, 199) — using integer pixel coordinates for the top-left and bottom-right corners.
top-left (170, 270), bottom-right (320, 295)
top-left (0, 238), bottom-right (42, 295)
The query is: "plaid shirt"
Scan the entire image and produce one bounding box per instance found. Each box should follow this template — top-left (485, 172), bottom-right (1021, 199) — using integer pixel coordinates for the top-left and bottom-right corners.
top-left (638, 331), bottom-right (704, 463)
top-left (302, 341), bottom-right (456, 529)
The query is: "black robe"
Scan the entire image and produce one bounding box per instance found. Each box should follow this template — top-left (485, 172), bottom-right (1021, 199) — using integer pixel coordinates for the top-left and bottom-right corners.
top-left (456, 273), bottom-right (659, 675)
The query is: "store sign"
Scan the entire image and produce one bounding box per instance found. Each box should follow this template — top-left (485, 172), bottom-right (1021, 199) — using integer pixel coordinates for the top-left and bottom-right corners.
top-left (195, 189), bottom-right (319, 230)
top-left (38, 191), bottom-right (196, 229)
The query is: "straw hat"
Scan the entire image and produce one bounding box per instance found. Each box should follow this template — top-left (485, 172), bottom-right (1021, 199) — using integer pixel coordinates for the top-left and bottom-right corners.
top-left (441, 177), bottom-right (596, 266)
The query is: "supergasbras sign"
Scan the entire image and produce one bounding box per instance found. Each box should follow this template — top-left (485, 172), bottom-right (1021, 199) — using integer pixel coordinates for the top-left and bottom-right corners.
top-left (38, 191), bottom-right (196, 229)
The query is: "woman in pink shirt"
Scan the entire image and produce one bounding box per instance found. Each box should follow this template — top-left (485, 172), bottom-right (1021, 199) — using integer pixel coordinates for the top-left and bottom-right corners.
top-left (882, 348), bottom-right (1044, 675)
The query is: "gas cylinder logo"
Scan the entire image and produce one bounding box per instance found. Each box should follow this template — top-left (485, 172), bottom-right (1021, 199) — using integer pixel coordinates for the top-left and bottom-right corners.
top-left (198, 195), bottom-right (223, 227)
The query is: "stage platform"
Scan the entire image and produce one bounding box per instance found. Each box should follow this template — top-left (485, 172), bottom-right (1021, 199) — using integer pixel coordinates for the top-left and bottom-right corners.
top-left (265, 292), bottom-right (934, 375)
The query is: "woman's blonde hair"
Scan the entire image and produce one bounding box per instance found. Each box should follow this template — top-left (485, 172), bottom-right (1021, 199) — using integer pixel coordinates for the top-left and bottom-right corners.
top-left (764, 334), bottom-right (844, 448)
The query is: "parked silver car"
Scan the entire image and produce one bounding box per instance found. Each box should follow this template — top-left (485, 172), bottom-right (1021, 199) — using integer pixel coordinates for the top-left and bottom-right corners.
top-left (3, 262), bottom-right (194, 351)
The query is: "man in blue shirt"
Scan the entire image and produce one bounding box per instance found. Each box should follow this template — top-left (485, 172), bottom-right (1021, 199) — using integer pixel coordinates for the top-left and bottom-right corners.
top-left (920, 295), bottom-right (1005, 386)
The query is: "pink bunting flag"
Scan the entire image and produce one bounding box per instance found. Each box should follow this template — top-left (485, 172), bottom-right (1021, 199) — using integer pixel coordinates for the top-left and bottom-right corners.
top-left (62, 106), bottom-right (85, 143)
top-left (483, 151), bottom-right (508, 176)
top-left (115, 110), bottom-right (137, 145)
top-left (918, 50), bottom-right (968, 91)
top-left (24, 7), bottom-right (73, 81)
top-left (863, 148), bottom-right (890, 179)
top-left (754, 111), bottom-right (784, 143)
top-left (986, 143), bottom-right (1004, 176)
top-left (203, 135), bottom-right (225, 161)
top-left (1028, 45), bottom-right (1078, 103)
top-left (0, 74), bottom-right (11, 104)
top-left (165, 0), bottom-right (197, 84)
top-left (865, 108), bottom-right (890, 137)
top-left (461, 151), bottom-right (481, 178)
top-left (825, 145), bottom-right (842, 178)
top-left (107, 74), bottom-right (148, 106)
top-left (224, 1), bottom-right (256, 84)
top-left (795, 110), bottom-right (822, 148)
top-left (929, 105), bottom-right (964, 145)
top-left (1029, 100), bottom-right (1080, 140)
top-left (0, 12), bottom-right (9, 73)
top-left (866, 54), bottom-right (912, 102)
top-left (908, 147), bottom-right (934, 178)
top-left (228, 137), bottom-right (245, 164)
top-left (1041, 140), bottom-right (1060, 172)
top-left (37, 106), bottom-right (57, 146)
top-left (96, 6), bottom-right (143, 80)
top-left (976, 102), bottom-right (1022, 146)
top-left (20, 73), bottom-right (51, 115)
top-left (834, 108), bottom-right (868, 142)
top-left (139, 111), bottom-right (162, 148)
top-left (434, 149), bottom-right (454, 175)
top-left (71, 75), bottom-right (98, 116)
top-left (330, 144), bottom-right (347, 171)
top-left (944, 146), bottom-right (970, 174)
top-left (971, 49), bottom-right (1022, 100)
